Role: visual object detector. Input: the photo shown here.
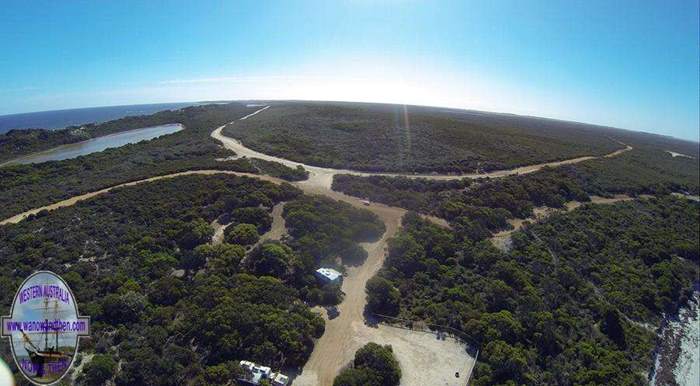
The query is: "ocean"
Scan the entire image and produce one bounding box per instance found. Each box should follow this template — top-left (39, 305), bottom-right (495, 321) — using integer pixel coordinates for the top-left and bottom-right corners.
top-left (0, 102), bottom-right (200, 134)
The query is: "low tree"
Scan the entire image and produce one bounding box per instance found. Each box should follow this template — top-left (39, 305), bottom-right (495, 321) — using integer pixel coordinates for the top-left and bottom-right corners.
top-left (82, 354), bottom-right (116, 385)
top-left (247, 242), bottom-right (296, 278)
top-left (203, 243), bottom-right (246, 275)
top-left (225, 223), bottom-right (260, 245)
top-left (365, 276), bottom-right (400, 316)
top-left (175, 218), bottom-right (214, 250)
top-left (333, 343), bottom-right (401, 386)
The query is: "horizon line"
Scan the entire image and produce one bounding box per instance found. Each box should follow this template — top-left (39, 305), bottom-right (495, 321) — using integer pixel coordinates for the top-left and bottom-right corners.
top-left (1, 98), bottom-right (698, 144)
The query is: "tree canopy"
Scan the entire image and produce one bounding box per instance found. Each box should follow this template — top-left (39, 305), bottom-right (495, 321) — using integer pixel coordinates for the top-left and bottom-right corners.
top-left (333, 343), bottom-right (401, 386)
top-left (367, 197), bottom-right (699, 385)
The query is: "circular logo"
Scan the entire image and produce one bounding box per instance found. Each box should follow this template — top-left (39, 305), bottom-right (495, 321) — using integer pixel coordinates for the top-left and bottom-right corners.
top-left (2, 271), bottom-right (90, 385)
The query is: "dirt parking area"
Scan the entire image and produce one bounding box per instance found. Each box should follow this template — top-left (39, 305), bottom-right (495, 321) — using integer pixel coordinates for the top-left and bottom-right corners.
top-left (357, 323), bottom-right (475, 386)
top-left (294, 318), bottom-right (475, 386)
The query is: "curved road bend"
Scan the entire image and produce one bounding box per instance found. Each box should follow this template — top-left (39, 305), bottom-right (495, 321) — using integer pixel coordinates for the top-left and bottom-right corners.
top-left (211, 112), bottom-right (632, 190)
top-left (1, 106), bottom-right (634, 385)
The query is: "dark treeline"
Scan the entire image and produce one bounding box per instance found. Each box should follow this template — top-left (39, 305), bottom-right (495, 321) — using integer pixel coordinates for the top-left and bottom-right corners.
top-left (224, 102), bottom-right (633, 173)
top-left (366, 197), bottom-right (699, 385)
top-left (0, 175), bottom-right (321, 385)
top-left (332, 174), bottom-right (471, 214)
top-left (0, 103), bottom-right (307, 220)
top-left (249, 157), bottom-right (309, 181)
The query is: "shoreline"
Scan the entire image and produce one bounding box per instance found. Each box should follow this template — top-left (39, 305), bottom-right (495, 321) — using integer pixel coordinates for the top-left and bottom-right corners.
top-left (650, 289), bottom-right (700, 386)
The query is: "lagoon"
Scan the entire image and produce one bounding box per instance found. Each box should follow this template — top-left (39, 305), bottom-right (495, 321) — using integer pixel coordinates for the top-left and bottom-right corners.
top-left (2, 124), bottom-right (183, 166)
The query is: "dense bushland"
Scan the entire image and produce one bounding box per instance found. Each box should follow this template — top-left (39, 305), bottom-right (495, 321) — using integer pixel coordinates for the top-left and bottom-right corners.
top-left (224, 102), bottom-right (629, 173)
top-left (0, 174), bottom-right (388, 384)
top-left (283, 195), bottom-right (386, 267)
top-left (0, 175), bottom-right (359, 384)
top-left (368, 197), bottom-right (699, 385)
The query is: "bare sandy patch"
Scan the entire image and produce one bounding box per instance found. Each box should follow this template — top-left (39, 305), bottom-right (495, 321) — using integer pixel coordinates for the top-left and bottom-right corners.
top-left (666, 150), bottom-right (695, 159)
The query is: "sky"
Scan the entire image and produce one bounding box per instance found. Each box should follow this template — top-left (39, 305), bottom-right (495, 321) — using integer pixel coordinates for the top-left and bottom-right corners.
top-left (0, 0), bottom-right (698, 141)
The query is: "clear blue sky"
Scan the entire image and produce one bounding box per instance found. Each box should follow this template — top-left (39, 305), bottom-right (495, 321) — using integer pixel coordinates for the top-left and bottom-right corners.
top-left (1, 0), bottom-right (698, 141)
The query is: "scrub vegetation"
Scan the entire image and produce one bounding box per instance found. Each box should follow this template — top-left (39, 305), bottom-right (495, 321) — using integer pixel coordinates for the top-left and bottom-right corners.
top-left (0, 174), bottom-right (381, 385)
top-left (367, 197), bottom-right (699, 385)
top-left (333, 343), bottom-right (401, 386)
top-left (283, 195), bottom-right (386, 267)
top-left (224, 101), bottom-right (630, 173)
top-left (333, 133), bottom-right (699, 234)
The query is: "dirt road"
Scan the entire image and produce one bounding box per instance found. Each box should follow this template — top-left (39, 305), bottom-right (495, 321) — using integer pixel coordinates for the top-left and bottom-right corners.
top-left (293, 200), bottom-right (404, 386)
top-left (0, 170), bottom-right (285, 226)
top-left (212, 110), bottom-right (633, 190)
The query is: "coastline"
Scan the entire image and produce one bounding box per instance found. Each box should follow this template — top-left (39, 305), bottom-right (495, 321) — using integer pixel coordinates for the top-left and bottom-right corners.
top-left (650, 289), bottom-right (700, 386)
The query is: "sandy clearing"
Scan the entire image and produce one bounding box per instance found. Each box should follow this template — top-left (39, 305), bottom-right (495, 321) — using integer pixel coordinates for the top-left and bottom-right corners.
top-left (355, 325), bottom-right (474, 386)
top-left (666, 150), bottom-right (695, 159)
top-left (261, 202), bottom-right (287, 242)
top-left (210, 219), bottom-right (228, 245)
top-left (295, 321), bottom-right (474, 386)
